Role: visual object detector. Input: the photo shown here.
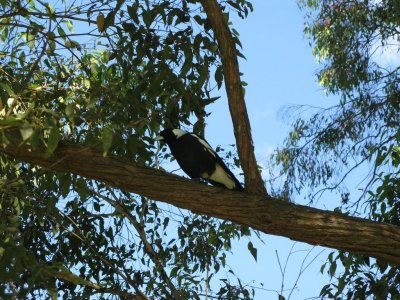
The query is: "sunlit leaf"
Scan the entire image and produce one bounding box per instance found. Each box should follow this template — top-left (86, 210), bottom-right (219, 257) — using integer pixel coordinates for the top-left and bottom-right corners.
top-left (45, 127), bottom-right (60, 157)
top-left (102, 127), bottom-right (113, 156)
top-left (96, 13), bottom-right (105, 32)
top-left (20, 126), bottom-right (34, 141)
top-left (66, 19), bottom-right (73, 32)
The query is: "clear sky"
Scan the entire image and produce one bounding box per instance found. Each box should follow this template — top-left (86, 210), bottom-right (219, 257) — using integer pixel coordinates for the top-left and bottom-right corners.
top-left (205, 1), bottom-right (338, 299)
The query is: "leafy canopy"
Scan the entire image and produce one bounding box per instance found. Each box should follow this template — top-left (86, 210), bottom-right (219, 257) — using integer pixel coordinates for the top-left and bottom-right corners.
top-left (273, 0), bottom-right (400, 298)
top-left (0, 0), bottom-right (256, 299)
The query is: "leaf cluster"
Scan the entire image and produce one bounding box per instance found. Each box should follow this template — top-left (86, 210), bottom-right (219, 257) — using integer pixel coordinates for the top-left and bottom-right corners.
top-left (272, 0), bottom-right (400, 298)
top-left (0, 0), bottom-right (259, 298)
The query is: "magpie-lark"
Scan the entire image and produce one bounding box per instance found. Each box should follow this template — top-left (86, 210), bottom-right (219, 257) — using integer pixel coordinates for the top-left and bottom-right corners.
top-left (156, 128), bottom-right (244, 191)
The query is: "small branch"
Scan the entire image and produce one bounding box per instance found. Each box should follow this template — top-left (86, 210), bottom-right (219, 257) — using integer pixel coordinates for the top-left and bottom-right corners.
top-left (288, 247), bottom-right (325, 299)
top-left (88, 287), bottom-right (151, 300)
top-left (95, 191), bottom-right (183, 300)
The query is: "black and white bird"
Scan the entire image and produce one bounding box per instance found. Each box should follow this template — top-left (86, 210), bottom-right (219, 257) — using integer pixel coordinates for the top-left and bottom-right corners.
top-left (156, 128), bottom-right (244, 191)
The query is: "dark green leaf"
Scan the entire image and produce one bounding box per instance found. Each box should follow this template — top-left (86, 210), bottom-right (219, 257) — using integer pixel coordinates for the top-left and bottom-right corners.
top-left (45, 127), bottom-right (60, 157)
top-left (247, 241), bottom-right (257, 261)
top-left (102, 127), bottom-right (113, 156)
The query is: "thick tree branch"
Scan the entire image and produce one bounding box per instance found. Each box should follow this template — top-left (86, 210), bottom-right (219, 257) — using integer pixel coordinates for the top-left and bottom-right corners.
top-left (200, 0), bottom-right (266, 195)
top-left (1, 133), bottom-right (399, 266)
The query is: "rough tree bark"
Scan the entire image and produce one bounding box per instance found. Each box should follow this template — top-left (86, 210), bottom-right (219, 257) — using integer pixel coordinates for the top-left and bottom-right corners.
top-left (1, 132), bottom-right (399, 267)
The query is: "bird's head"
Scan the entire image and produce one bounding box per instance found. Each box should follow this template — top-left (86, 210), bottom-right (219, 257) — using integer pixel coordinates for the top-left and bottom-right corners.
top-left (155, 128), bottom-right (187, 144)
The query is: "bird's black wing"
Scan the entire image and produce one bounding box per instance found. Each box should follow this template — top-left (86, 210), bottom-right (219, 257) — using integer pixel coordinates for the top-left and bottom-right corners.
top-left (190, 133), bottom-right (244, 191)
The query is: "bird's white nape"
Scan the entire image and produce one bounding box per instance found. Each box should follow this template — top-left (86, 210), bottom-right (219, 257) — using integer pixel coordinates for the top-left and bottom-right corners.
top-left (172, 129), bottom-right (188, 139)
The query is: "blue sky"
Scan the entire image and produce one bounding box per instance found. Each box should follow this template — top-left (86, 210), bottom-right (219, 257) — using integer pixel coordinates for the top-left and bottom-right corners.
top-left (205, 1), bottom-right (338, 299)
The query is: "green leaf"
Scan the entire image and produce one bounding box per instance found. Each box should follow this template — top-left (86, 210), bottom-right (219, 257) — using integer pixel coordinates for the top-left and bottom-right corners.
top-left (59, 173), bottom-right (71, 198)
top-left (247, 241), bottom-right (257, 261)
top-left (104, 12), bottom-right (115, 31)
top-left (45, 127), bottom-right (60, 157)
top-left (47, 287), bottom-right (58, 300)
top-left (0, 0), bottom-right (7, 10)
top-left (320, 262), bottom-right (326, 274)
top-left (0, 82), bottom-right (14, 96)
top-left (102, 127), bottom-right (113, 156)
top-left (65, 104), bottom-right (74, 121)
top-left (1, 130), bottom-right (9, 146)
top-left (65, 19), bottom-right (73, 32)
top-left (163, 217), bottom-right (169, 229)
top-left (20, 126), bottom-right (34, 141)
top-left (19, 51), bottom-right (26, 65)
top-left (328, 261), bottom-right (337, 277)
top-left (214, 65), bottom-right (224, 89)
top-left (48, 39), bottom-right (56, 54)
top-left (0, 26), bottom-right (8, 42)
top-left (76, 177), bottom-right (90, 199)
top-left (193, 15), bottom-right (203, 25)
top-left (45, 3), bottom-right (55, 19)
top-left (227, 0), bottom-right (241, 11)
top-left (127, 4), bottom-right (139, 24)
top-left (57, 26), bottom-right (66, 39)
top-left (93, 201), bottom-right (100, 212)
top-left (70, 40), bottom-right (81, 50)
top-left (143, 10), bottom-right (155, 27)
top-left (26, 32), bottom-right (35, 50)
top-left (0, 116), bottom-right (22, 126)
top-left (96, 13), bottom-right (105, 32)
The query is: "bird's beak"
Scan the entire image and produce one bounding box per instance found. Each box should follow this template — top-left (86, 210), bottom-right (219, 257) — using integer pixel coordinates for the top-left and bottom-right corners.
top-left (155, 135), bottom-right (164, 141)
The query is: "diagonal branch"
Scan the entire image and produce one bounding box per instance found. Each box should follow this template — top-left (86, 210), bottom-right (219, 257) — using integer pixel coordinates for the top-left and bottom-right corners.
top-left (95, 191), bottom-right (183, 300)
top-left (60, 211), bottom-right (148, 298)
top-left (0, 131), bottom-right (399, 266)
top-left (200, 0), bottom-right (266, 195)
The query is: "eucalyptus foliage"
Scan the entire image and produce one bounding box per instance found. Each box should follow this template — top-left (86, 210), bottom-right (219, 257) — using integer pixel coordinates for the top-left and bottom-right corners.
top-left (274, 0), bottom-right (400, 298)
top-left (0, 0), bottom-right (256, 299)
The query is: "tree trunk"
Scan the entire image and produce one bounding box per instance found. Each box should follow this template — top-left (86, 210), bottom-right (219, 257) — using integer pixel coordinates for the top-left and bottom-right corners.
top-left (1, 132), bottom-right (399, 266)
